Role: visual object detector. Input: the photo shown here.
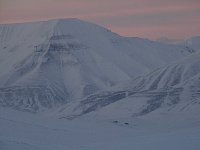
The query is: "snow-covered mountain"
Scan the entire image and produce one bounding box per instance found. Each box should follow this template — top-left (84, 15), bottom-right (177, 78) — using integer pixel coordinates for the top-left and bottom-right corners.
top-left (156, 37), bottom-right (181, 44)
top-left (157, 36), bottom-right (200, 53)
top-left (177, 36), bottom-right (200, 52)
top-left (58, 52), bottom-right (200, 120)
top-left (1, 18), bottom-right (200, 150)
top-left (0, 18), bottom-right (192, 112)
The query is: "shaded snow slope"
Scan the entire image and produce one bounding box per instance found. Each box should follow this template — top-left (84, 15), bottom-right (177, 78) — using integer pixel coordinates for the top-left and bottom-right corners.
top-left (0, 19), bottom-right (192, 112)
top-left (156, 36), bottom-right (200, 53)
top-left (57, 53), bottom-right (200, 120)
top-left (177, 36), bottom-right (200, 52)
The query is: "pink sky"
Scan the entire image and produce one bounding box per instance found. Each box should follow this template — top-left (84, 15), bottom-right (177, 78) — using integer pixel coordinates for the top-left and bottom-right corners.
top-left (0, 0), bottom-right (199, 39)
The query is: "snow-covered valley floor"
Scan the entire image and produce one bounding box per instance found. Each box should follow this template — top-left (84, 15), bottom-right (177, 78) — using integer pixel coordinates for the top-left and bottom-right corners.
top-left (0, 108), bottom-right (200, 150)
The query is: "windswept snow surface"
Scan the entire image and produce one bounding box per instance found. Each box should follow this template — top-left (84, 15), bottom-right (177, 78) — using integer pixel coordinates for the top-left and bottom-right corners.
top-left (0, 108), bottom-right (200, 150)
top-left (0, 19), bottom-right (191, 112)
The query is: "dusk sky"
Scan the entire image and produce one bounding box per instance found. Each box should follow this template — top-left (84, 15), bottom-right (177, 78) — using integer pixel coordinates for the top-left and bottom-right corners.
top-left (0, 0), bottom-right (200, 39)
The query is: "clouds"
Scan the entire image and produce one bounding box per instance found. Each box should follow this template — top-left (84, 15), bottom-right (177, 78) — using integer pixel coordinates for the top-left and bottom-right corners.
top-left (0, 0), bottom-right (199, 39)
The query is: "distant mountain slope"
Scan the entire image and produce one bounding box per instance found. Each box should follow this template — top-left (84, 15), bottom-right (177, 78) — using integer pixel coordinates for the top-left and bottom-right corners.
top-left (58, 53), bottom-right (200, 120)
top-left (0, 19), bottom-right (192, 112)
top-left (178, 36), bottom-right (200, 52)
top-left (157, 36), bottom-right (200, 53)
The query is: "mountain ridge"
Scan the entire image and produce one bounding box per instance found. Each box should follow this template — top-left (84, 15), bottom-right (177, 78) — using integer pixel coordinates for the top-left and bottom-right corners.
top-left (0, 18), bottom-right (196, 112)
top-left (58, 52), bottom-right (200, 120)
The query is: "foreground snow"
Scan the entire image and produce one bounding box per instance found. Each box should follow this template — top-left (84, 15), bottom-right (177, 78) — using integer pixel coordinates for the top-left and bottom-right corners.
top-left (0, 108), bottom-right (200, 150)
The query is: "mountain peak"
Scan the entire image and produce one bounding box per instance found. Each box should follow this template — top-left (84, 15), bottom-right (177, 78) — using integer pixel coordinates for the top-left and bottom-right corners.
top-left (48, 18), bottom-right (82, 22)
top-left (0, 18), bottom-right (192, 112)
top-left (44, 18), bottom-right (87, 26)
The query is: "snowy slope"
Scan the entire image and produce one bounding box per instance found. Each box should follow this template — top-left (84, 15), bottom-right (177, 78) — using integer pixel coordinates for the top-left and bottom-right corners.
top-left (177, 36), bottom-right (200, 52)
top-left (0, 108), bottom-right (200, 150)
top-left (0, 18), bottom-right (191, 112)
top-left (157, 36), bottom-right (200, 53)
top-left (57, 53), bottom-right (200, 120)
top-left (93, 53), bottom-right (200, 120)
